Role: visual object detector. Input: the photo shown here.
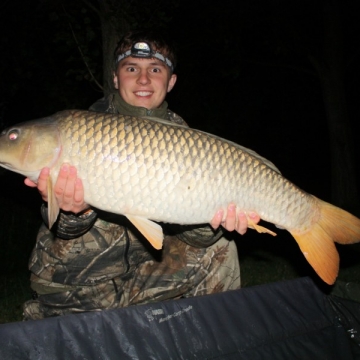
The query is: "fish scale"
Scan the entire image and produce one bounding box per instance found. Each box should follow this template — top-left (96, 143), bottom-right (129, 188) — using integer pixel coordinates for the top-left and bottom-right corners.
top-left (55, 111), bottom-right (314, 227)
top-left (1, 109), bottom-right (360, 285)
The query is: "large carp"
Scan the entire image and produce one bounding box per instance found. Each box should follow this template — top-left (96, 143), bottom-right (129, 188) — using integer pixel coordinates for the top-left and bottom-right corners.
top-left (0, 110), bottom-right (359, 284)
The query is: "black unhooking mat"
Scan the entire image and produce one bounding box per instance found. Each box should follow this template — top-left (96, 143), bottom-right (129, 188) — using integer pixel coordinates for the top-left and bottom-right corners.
top-left (0, 277), bottom-right (359, 359)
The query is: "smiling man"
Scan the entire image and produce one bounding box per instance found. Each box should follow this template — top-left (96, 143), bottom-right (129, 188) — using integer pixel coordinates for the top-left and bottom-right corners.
top-left (114, 46), bottom-right (177, 110)
top-left (89, 32), bottom-right (181, 121)
top-left (23, 30), bottom-right (260, 320)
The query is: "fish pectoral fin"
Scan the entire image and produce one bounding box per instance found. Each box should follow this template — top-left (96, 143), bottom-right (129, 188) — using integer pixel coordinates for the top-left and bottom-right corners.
top-left (247, 217), bottom-right (277, 236)
top-left (126, 215), bottom-right (164, 250)
top-left (47, 175), bottom-right (60, 229)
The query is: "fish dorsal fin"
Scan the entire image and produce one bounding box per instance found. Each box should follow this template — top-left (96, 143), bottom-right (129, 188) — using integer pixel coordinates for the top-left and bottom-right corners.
top-left (47, 175), bottom-right (60, 229)
top-left (126, 215), bottom-right (164, 250)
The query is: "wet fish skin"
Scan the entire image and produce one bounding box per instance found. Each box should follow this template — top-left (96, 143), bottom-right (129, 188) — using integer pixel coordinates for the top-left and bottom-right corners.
top-left (0, 109), bottom-right (360, 285)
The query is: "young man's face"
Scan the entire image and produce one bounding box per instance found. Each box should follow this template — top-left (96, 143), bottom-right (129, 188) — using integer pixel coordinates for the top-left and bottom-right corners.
top-left (113, 57), bottom-right (177, 110)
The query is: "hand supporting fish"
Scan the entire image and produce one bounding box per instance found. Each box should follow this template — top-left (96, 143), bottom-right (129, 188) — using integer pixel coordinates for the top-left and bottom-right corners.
top-left (24, 165), bottom-right (88, 214)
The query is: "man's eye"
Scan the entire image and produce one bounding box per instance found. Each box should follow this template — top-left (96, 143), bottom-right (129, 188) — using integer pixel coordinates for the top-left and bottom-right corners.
top-left (151, 68), bottom-right (161, 73)
top-left (127, 67), bottom-right (136, 72)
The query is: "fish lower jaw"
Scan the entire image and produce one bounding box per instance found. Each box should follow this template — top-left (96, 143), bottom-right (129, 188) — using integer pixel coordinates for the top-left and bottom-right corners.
top-left (0, 162), bottom-right (14, 170)
top-left (16, 169), bottom-right (40, 183)
top-left (0, 164), bottom-right (37, 179)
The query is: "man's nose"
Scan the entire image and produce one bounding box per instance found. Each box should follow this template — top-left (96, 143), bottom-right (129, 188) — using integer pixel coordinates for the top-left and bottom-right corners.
top-left (137, 70), bottom-right (150, 85)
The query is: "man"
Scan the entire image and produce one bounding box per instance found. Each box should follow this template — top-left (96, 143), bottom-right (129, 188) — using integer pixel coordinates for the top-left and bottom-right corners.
top-left (23, 31), bottom-right (260, 320)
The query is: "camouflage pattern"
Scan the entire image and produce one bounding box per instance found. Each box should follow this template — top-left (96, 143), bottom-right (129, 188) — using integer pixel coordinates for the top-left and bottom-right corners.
top-left (24, 232), bottom-right (239, 320)
top-left (23, 93), bottom-right (240, 320)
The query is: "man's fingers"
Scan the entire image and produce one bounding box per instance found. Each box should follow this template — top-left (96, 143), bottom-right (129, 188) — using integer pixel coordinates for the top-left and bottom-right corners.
top-left (61, 166), bottom-right (77, 204)
top-left (235, 212), bottom-right (248, 235)
top-left (210, 209), bottom-right (224, 229)
top-left (24, 178), bottom-right (37, 188)
top-left (224, 204), bottom-right (236, 232)
top-left (248, 212), bottom-right (260, 224)
top-left (73, 178), bottom-right (85, 204)
top-left (213, 206), bottom-right (261, 235)
top-left (53, 165), bottom-right (88, 214)
top-left (72, 178), bottom-right (89, 213)
top-left (54, 164), bottom-right (70, 198)
top-left (55, 165), bottom-right (82, 212)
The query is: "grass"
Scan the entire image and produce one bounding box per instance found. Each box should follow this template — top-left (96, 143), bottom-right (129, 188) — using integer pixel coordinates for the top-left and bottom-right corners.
top-left (0, 170), bottom-right (360, 324)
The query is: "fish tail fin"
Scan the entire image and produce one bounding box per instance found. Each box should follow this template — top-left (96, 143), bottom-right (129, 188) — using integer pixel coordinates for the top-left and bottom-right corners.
top-left (317, 199), bottom-right (360, 245)
top-left (290, 198), bottom-right (360, 285)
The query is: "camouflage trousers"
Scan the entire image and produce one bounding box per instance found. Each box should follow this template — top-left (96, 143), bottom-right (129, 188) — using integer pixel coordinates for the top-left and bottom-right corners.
top-left (23, 237), bottom-right (240, 320)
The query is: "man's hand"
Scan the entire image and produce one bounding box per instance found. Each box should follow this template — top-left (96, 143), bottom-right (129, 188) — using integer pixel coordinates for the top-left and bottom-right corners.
top-left (24, 164), bottom-right (89, 214)
top-left (211, 204), bottom-right (260, 235)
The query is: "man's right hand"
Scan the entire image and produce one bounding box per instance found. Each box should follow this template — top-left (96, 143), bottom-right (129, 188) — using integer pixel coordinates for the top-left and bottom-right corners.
top-left (24, 164), bottom-right (89, 214)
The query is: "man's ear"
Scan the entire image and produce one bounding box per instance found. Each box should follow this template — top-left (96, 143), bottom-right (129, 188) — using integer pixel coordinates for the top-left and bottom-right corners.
top-left (113, 72), bottom-right (119, 89)
top-left (167, 74), bottom-right (177, 92)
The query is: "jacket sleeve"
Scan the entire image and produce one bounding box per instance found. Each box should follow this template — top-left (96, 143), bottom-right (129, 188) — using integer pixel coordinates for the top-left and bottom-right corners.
top-left (40, 204), bottom-right (98, 240)
top-left (164, 223), bottom-right (225, 247)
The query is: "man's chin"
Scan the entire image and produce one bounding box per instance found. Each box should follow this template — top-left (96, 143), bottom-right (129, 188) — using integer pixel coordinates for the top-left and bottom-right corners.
top-left (132, 99), bottom-right (155, 109)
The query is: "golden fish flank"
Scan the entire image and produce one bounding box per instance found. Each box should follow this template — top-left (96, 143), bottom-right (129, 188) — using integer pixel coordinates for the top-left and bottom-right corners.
top-left (0, 109), bottom-right (360, 285)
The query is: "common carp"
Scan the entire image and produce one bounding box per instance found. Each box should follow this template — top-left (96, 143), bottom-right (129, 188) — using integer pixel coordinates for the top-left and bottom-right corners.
top-left (0, 110), bottom-right (359, 285)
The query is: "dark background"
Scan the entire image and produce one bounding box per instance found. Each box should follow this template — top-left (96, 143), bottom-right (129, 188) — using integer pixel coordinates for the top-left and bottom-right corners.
top-left (0, 0), bottom-right (359, 322)
top-left (1, 0), bottom-right (359, 196)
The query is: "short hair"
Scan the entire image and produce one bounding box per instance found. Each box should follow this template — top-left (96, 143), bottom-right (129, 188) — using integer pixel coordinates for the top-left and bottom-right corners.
top-left (114, 30), bottom-right (177, 72)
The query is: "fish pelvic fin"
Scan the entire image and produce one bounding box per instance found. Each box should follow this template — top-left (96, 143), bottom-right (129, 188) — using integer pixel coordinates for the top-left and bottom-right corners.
top-left (248, 217), bottom-right (277, 236)
top-left (290, 198), bottom-right (360, 285)
top-left (126, 215), bottom-right (164, 250)
top-left (47, 175), bottom-right (60, 229)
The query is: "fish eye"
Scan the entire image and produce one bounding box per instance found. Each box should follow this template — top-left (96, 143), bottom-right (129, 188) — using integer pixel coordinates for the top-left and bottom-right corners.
top-left (8, 130), bottom-right (19, 141)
